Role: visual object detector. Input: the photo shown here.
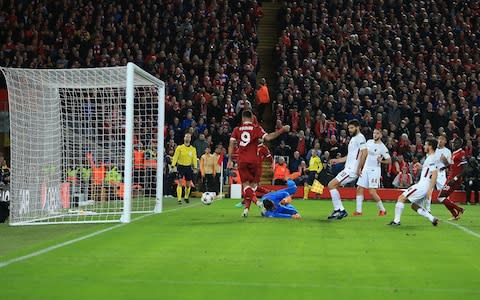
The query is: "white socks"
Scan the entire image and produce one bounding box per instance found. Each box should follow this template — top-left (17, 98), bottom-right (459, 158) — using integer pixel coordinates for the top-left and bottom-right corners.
top-left (376, 200), bottom-right (386, 212)
top-left (425, 198), bottom-right (431, 212)
top-left (357, 193), bottom-right (386, 213)
top-left (394, 202), bottom-right (404, 223)
top-left (356, 195), bottom-right (364, 213)
top-left (416, 208), bottom-right (435, 222)
top-left (330, 189), bottom-right (345, 211)
top-left (257, 201), bottom-right (266, 214)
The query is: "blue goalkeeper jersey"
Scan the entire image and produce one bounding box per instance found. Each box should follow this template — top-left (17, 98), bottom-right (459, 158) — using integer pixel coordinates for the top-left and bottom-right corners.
top-left (261, 179), bottom-right (298, 218)
top-left (264, 203), bottom-right (299, 219)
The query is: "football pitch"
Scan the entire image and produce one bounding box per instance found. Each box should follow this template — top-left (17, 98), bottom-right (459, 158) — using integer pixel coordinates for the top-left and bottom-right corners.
top-left (1, 198), bottom-right (480, 300)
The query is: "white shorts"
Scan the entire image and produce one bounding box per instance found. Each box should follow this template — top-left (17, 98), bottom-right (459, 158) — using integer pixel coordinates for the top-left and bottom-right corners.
top-left (401, 183), bottom-right (429, 204)
top-left (436, 170), bottom-right (447, 190)
top-left (334, 169), bottom-right (358, 187)
top-left (357, 168), bottom-right (381, 189)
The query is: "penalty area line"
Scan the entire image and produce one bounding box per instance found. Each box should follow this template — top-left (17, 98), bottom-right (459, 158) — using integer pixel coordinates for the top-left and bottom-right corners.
top-left (0, 202), bottom-right (203, 269)
top-left (444, 219), bottom-right (480, 239)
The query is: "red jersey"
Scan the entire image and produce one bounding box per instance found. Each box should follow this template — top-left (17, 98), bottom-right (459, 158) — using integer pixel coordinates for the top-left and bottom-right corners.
top-left (231, 146), bottom-right (239, 162)
top-left (449, 149), bottom-right (467, 179)
top-left (231, 121), bottom-right (267, 163)
top-left (257, 143), bottom-right (273, 163)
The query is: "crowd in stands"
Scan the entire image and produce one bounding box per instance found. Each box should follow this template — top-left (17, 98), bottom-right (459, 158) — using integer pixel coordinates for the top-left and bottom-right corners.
top-left (0, 0), bottom-right (265, 194)
top-left (272, 0), bottom-right (480, 187)
top-left (2, 0), bottom-right (480, 192)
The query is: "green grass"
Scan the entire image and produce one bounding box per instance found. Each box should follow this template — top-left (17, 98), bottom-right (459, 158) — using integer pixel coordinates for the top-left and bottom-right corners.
top-left (1, 198), bottom-right (480, 300)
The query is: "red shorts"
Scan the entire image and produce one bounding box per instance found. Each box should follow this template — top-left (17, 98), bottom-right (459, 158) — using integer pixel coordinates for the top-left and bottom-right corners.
top-left (256, 163), bottom-right (263, 178)
top-left (238, 162), bottom-right (261, 183)
top-left (439, 175), bottom-right (463, 198)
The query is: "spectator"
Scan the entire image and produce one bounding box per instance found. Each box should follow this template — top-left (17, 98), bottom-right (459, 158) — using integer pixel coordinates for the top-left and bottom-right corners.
top-left (397, 134), bottom-right (411, 156)
top-left (294, 160), bottom-right (308, 186)
top-left (409, 156), bottom-right (422, 184)
top-left (398, 120), bottom-right (410, 140)
top-left (274, 140), bottom-right (292, 157)
top-left (274, 0), bottom-right (480, 169)
top-left (387, 100), bottom-right (401, 128)
top-left (273, 157), bottom-right (290, 185)
top-left (256, 78), bottom-right (270, 122)
top-left (200, 147), bottom-right (216, 193)
top-left (207, 97), bottom-right (223, 125)
top-left (404, 145), bottom-right (418, 163)
top-left (289, 151), bottom-right (303, 174)
top-left (306, 141), bottom-right (321, 161)
top-left (193, 133), bottom-right (209, 161)
top-left (392, 164), bottom-right (413, 188)
top-left (4, 0), bottom-right (480, 188)
top-left (446, 121), bottom-right (460, 141)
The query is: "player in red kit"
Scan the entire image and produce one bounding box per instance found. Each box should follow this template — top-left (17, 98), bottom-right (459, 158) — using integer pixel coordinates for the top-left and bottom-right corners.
top-left (437, 138), bottom-right (466, 220)
top-left (228, 110), bottom-right (290, 217)
top-left (234, 142), bottom-right (273, 208)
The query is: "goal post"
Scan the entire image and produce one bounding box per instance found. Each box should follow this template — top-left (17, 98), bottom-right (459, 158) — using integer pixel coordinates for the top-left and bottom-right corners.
top-left (1, 63), bottom-right (165, 225)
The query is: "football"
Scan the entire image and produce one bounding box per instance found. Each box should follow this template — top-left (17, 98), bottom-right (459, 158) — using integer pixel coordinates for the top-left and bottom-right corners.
top-left (201, 192), bottom-right (214, 205)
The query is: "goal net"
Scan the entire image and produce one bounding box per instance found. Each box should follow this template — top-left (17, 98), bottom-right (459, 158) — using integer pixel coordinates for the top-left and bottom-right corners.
top-left (1, 63), bottom-right (165, 225)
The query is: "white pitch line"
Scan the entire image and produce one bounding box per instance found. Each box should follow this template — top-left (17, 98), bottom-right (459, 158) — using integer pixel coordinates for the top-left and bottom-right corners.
top-left (0, 202), bottom-right (203, 269)
top-left (444, 220), bottom-right (480, 239)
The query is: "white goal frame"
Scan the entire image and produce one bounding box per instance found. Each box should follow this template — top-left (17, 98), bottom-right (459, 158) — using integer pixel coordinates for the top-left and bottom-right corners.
top-left (1, 63), bottom-right (165, 225)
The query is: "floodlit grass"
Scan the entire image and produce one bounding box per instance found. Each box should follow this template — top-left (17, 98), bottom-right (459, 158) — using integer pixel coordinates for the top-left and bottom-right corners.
top-left (1, 198), bottom-right (480, 300)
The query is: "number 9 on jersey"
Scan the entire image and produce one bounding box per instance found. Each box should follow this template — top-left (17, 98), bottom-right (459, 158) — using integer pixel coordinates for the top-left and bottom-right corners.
top-left (240, 132), bottom-right (251, 147)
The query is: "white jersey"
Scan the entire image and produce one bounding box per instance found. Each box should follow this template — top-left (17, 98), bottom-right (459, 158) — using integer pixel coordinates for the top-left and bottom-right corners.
top-left (364, 139), bottom-right (390, 170)
top-left (346, 133), bottom-right (367, 170)
top-left (435, 147), bottom-right (452, 170)
top-left (418, 153), bottom-right (438, 185)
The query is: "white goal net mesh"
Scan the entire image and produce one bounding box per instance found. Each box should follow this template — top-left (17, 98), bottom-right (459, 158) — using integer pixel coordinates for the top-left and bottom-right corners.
top-left (1, 65), bottom-right (164, 225)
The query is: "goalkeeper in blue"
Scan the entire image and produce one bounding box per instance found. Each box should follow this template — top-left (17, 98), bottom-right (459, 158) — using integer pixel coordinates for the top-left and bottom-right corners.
top-left (261, 179), bottom-right (301, 219)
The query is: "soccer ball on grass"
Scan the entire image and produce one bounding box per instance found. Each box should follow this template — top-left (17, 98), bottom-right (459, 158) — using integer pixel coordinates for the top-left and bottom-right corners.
top-left (201, 192), bottom-right (215, 205)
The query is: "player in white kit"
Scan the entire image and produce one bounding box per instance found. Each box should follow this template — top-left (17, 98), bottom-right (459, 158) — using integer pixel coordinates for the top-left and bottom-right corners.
top-left (388, 138), bottom-right (440, 226)
top-left (424, 135), bottom-right (452, 212)
top-left (328, 119), bottom-right (367, 220)
top-left (354, 128), bottom-right (391, 216)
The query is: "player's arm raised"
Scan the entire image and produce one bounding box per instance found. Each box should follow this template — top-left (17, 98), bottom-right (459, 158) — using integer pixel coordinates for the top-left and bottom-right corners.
top-left (263, 125), bottom-right (290, 142)
top-left (330, 155), bottom-right (347, 165)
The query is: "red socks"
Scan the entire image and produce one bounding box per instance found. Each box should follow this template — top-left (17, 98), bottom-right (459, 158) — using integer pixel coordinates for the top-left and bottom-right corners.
top-left (443, 199), bottom-right (462, 216)
top-left (256, 185), bottom-right (270, 196)
top-left (244, 187), bottom-right (255, 209)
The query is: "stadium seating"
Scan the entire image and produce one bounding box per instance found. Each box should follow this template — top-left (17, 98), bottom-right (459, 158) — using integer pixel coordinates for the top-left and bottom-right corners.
top-left (0, 0), bottom-right (262, 146)
top-left (273, 0), bottom-right (480, 187)
top-left (1, 0), bottom-right (480, 192)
